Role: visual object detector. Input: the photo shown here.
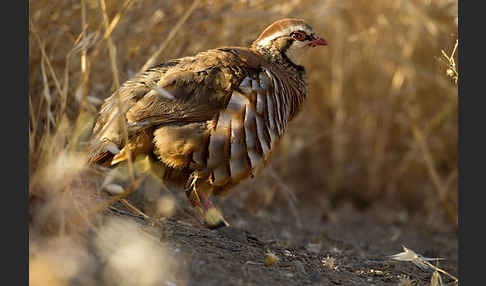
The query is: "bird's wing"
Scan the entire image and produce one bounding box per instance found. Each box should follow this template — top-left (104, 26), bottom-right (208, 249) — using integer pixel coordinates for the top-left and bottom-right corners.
top-left (87, 48), bottom-right (264, 164)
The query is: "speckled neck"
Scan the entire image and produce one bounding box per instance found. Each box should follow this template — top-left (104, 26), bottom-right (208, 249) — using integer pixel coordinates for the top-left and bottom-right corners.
top-left (254, 44), bottom-right (306, 74)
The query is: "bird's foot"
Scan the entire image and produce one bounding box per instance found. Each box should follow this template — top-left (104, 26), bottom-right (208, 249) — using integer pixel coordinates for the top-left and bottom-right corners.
top-left (199, 191), bottom-right (229, 229)
top-left (185, 187), bottom-right (229, 229)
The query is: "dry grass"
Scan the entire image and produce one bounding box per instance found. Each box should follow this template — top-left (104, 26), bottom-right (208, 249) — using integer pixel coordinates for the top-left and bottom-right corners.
top-left (390, 245), bottom-right (458, 285)
top-left (29, 0), bottom-right (457, 283)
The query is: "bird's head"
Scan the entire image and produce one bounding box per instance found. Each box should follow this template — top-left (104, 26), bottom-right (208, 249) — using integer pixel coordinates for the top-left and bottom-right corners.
top-left (252, 18), bottom-right (327, 67)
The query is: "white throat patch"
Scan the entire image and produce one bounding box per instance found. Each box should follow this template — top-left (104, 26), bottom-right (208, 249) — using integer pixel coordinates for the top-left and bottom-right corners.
top-left (284, 40), bottom-right (308, 66)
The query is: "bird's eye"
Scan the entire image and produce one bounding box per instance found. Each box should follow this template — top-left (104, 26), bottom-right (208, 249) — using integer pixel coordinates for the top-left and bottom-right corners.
top-left (290, 31), bottom-right (306, 41)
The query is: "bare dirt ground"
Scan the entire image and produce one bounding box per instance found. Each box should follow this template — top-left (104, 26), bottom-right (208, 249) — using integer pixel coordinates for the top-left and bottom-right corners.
top-left (29, 164), bottom-right (458, 286)
top-left (102, 185), bottom-right (458, 286)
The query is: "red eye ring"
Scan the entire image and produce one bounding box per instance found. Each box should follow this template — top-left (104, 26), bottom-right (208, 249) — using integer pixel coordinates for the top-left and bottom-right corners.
top-left (291, 31), bottom-right (306, 41)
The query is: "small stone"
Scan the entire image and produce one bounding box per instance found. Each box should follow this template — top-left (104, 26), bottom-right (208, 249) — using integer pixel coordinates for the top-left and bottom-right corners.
top-left (265, 252), bottom-right (278, 266)
top-left (284, 273), bottom-right (294, 278)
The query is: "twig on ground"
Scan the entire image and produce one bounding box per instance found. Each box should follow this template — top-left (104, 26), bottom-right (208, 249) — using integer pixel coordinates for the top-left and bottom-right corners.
top-left (120, 198), bottom-right (151, 220)
top-left (389, 246), bottom-right (458, 284)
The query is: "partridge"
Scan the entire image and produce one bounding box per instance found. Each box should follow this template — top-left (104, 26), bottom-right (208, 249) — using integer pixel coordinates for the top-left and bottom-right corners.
top-left (88, 18), bottom-right (327, 228)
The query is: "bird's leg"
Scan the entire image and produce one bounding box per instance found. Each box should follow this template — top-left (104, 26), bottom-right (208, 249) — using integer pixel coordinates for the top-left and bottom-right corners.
top-left (198, 190), bottom-right (216, 210)
top-left (185, 174), bottom-right (204, 217)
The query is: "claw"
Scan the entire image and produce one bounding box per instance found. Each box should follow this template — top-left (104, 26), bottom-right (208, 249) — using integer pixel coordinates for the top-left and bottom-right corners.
top-left (204, 208), bottom-right (229, 229)
top-left (199, 190), bottom-right (229, 228)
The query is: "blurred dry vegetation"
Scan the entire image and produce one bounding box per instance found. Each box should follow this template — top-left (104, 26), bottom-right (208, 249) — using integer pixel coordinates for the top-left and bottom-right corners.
top-left (29, 0), bottom-right (457, 283)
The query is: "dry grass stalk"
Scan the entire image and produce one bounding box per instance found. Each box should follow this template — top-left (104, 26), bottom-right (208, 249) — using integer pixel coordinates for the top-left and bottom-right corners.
top-left (120, 198), bottom-right (151, 220)
top-left (75, 0), bottom-right (92, 114)
top-left (99, 0), bottom-right (120, 90)
top-left (29, 96), bottom-right (37, 160)
top-left (440, 40), bottom-right (458, 85)
top-left (59, 34), bottom-right (79, 122)
top-left (139, 0), bottom-right (201, 73)
top-left (329, 19), bottom-right (346, 194)
top-left (424, 99), bottom-right (457, 136)
top-left (40, 58), bottom-right (54, 131)
top-left (79, 0), bottom-right (134, 69)
top-left (102, 0), bottom-right (136, 41)
top-left (386, 98), bottom-right (457, 200)
top-left (430, 270), bottom-right (444, 286)
top-left (30, 21), bottom-right (63, 103)
top-left (389, 246), bottom-right (458, 285)
top-left (98, 0), bottom-right (136, 186)
top-left (405, 105), bottom-right (458, 226)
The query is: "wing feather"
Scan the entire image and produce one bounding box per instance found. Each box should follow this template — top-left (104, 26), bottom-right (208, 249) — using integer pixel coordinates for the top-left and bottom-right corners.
top-left (88, 48), bottom-right (262, 165)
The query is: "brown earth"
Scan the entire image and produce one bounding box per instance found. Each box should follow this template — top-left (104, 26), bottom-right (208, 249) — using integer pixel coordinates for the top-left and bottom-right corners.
top-left (29, 161), bottom-right (458, 286)
top-left (102, 183), bottom-right (458, 286)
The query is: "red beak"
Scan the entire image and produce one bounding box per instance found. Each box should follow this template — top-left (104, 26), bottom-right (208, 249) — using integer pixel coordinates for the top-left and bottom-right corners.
top-left (307, 35), bottom-right (328, 47)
